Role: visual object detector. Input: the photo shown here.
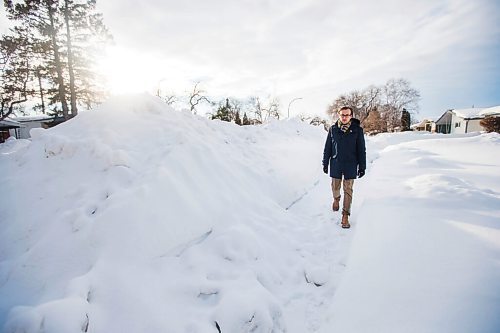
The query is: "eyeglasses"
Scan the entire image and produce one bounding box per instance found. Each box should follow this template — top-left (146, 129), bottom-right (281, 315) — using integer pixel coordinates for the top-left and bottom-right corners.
top-left (339, 113), bottom-right (351, 118)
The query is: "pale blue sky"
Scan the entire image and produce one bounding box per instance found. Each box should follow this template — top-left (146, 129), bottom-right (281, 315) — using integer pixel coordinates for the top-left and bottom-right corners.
top-left (2, 0), bottom-right (499, 120)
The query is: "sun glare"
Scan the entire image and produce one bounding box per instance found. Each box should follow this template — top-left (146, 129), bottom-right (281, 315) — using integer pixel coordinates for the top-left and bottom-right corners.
top-left (97, 46), bottom-right (161, 95)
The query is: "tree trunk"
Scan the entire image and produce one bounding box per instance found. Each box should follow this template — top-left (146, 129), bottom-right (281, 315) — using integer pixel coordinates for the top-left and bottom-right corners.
top-left (47, 2), bottom-right (70, 119)
top-left (36, 68), bottom-right (46, 114)
top-left (64, 0), bottom-right (78, 116)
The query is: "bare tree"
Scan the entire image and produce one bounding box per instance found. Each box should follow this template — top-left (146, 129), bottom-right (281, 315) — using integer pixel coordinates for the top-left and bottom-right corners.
top-left (326, 86), bottom-right (380, 123)
top-left (298, 113), bottom-right (312, 122)
top-left (188, 82), bottom-right (211, 114)
top-left (309, 116), bottom-right (329, 131)
top-left (480, 116), bottom-right (500, 133)
top-left (163, 95), bottom-right (176, 106)
top-left (156, 84), bottom-right (177, 106)
top-left (326, 78), bottom-right (420, 132)
top-left (249, 96), bottom-right (280, 123)
top-left (382, 78), bottom-right (420, 131)
top-left (249, 96), bottom-right (263, 123)
top-left (327, 90), bottom-right (364, 119)
top-left (264, 97), bottom-right (280, 121)
top-left (363, 85), bottom-right (382, 120)
top-left (157, 92), bottom-right (176, 106)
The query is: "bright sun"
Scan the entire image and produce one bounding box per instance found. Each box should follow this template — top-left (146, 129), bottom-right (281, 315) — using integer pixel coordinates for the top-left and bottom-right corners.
top-left (96, 46), bottom-right (162, 95)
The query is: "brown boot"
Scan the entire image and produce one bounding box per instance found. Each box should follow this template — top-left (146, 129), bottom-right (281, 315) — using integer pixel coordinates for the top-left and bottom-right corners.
top-left (332, 197), bottom-right (340, 211)
top-left (341, 213), bottom-right (350, 229)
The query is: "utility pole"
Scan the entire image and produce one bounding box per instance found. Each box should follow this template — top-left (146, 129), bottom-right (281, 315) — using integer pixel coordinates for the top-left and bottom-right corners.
top-left (287, 97), bottom-right (303, 118)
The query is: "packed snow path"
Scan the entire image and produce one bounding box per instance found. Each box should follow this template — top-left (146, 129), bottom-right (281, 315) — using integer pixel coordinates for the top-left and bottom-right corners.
top-left (320, 132), bottom-right (500, 333)
top-left (1, 94), bottom-right (499, 332)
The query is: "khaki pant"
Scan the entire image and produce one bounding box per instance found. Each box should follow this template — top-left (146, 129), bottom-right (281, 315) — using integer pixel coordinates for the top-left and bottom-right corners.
top-left (331, 178), bottom-right (354, 215)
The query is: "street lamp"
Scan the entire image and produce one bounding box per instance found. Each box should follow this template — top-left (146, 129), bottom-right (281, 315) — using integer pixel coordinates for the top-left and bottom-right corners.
top-left (156, 77), bottom-right (167, 97)
top-left (287, 97), bottom-right (303, 118)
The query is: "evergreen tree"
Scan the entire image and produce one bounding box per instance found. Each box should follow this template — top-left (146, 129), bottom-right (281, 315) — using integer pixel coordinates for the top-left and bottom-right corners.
top-left (33, 64), bottom-right (48, 114)
top-left (3, 0), bottom-right (112, 118)
top-left (214, 104), bottom-right (230, 121)
top-left (234, 110), bottom-right (242, 125)
top-left (63, 0), bottom-right (77, 114)
top-left (0, 26), bottom-right (33, 119)
top-left (242, 112), bottom-right (250, 125)
top-left (401, 108), bottom-right (411, 131)
top-left (211, 98), bottom-right (231, 122)
top-left (61, 0), bottom-right (111, 111)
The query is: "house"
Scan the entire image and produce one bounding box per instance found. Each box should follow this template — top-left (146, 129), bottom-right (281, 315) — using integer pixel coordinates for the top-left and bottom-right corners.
top-left (411, 118), bottom-right (436, 132)
top-left (435, 106), bottom-right (500, 134)
top-left (0, 119), bottom-right (23, 143)
top-left (12, 115), bottom-right (66, 139)
top-left (0, 115), bottom-right (65, 143)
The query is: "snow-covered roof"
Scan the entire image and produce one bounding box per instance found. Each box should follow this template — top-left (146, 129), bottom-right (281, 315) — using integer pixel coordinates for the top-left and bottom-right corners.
top-left (451, 108), bottom-right (485, 119)
top-left (0, 118), bottom-right (23, 128)
top-left (13, 115), bottom-right (55, 122)
top-left (411, 118), bottom-right (434, 128)
top-left (479, 105), bottom-right (500, 116)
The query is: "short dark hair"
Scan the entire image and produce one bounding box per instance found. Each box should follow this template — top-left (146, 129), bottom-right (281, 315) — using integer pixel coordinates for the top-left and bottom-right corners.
top-left (339, 106), bottom-right (353, 115)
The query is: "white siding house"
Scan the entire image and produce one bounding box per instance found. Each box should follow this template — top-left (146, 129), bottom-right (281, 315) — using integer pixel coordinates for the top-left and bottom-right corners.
top-left (0, 119), bottom-right (22, 143)
top-left (435, 106), bottom-right (500, 134)
top-left (11, 115), bottom-right (51, 139)
top-left (0, 115), bottom-right (66, 142)
top-left (411, 119), bottom-right (436, 132)
top-left (451, 108), bottom-right (484, 134)
top-left (10, 115), bottom-right (65, 139)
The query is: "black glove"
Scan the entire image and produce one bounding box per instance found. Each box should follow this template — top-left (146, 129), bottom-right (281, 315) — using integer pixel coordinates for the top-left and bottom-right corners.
top-left (357, 169), bottom-right (365, 178)
top-left (323, 165), bottom-right (328, 174)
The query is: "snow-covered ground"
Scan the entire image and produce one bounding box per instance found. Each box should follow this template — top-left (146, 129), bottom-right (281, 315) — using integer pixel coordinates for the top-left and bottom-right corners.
top-left (1, 94), bottom-right (499, 333)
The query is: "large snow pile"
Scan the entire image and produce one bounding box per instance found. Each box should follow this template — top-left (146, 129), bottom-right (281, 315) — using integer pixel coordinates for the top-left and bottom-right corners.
top-left (1, 94), bottom-right (499, 333)
top-left (0, 94), bottom-right (336, 332)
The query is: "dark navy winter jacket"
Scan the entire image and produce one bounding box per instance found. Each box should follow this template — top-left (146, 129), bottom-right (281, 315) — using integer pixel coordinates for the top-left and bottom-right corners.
top-left (323, 118), bottom-right (366, 179)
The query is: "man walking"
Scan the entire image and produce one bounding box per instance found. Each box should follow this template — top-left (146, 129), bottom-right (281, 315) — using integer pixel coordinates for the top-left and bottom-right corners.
top-left (323, 106), bottom-right (366, 228)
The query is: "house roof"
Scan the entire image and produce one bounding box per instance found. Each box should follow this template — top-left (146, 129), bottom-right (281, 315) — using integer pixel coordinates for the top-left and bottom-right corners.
top-left (452, 108), bottom-right (485, 119)
top-left (435, 110), bottom-right (453, 125)
top-left (435, 106), bottom-right (500, 125)
top-left (0, 119), bottom-right (23, 129)
top-left (411, 118), bottom-right (434, 128)
top-left (479, 106), bottom-right (500, 116)
top-left (13, 115), bottom-right (55, 122)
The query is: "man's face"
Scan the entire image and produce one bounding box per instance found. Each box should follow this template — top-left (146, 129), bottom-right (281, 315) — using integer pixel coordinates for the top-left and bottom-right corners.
top-left (338, 109), bottom-right (352, 124)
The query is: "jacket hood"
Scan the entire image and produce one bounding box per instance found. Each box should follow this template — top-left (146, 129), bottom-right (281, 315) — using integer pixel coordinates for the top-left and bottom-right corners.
top-left (334, 118), bottom-right (361, 128)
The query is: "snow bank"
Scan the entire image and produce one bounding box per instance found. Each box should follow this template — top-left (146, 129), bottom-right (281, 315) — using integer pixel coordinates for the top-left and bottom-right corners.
top-left (322, 132), bottom-right (500, 333)
top-left (0, 93), bottom-right (329, 332)
top-left (2, 97), bottom-right (499, 332)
